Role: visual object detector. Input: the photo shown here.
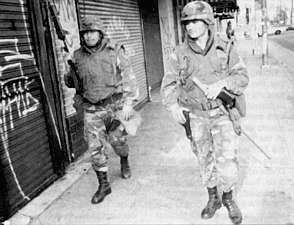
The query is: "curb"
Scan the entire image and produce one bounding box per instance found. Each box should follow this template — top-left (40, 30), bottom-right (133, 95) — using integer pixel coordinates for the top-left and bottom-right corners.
top-left (7, 152), bottom-right (92, 225)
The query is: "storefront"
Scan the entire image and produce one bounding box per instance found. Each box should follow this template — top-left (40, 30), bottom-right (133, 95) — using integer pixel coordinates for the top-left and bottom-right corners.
top-left (1, 0), bottom-right (165, 220)
top-left (0, 0), bottom-right (67, 219)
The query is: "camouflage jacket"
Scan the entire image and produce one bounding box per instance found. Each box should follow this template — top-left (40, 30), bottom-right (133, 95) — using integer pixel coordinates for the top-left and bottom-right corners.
top-left (65, 37), bottom-right (139, 105)
top-left (160, 31), bottom-right (249, 111)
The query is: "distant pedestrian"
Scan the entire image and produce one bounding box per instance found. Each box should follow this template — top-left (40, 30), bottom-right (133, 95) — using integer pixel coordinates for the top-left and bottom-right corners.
top-left (64, 16), bottom-right (139, 204)
top-left (161, 1), bottom-right (248, 224)
top-left (226, 20), bottom-right (235, 41)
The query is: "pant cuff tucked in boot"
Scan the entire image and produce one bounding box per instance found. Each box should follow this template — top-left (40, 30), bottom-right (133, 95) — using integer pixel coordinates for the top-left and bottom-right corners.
top-left (91, 171), bottom-right (111, 204)
top-left (222, 190), bottom-right (242, 224)
top-left (201, 186), bottom-right (222, 219)
top-left (120, 155), bottom-right (132, 179)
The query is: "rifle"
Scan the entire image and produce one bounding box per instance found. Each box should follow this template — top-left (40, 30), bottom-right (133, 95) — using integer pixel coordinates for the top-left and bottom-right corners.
top-left (66, 59), bottom-right (83, 95)
top-left (48, 1), bottom-right (68, 52)
top-left (191, 76), bottom-right (272, 160)
top-left (48, 1), bottom-right (82, 94)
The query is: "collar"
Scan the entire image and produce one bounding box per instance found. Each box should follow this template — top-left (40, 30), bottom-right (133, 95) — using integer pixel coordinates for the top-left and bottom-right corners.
top-left (187, 29), bottom-right (214, 55)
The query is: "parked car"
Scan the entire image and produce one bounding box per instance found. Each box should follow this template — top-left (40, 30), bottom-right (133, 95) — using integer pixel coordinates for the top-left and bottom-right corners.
top-left (286, 26), bottom-right (294, 31)
top-left (267, 25), bottom-right (287, 35)
top-left (256, 25), bottom-right (287, 37)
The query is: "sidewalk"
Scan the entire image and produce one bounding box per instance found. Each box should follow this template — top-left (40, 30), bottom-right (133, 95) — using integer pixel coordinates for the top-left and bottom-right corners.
top-left (9, 38), bottom-right (294, 225)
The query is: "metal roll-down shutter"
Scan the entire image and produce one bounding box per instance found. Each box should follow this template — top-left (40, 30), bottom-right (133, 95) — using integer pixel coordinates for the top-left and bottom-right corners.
top-left (0, 0), bottom-right (57, 216)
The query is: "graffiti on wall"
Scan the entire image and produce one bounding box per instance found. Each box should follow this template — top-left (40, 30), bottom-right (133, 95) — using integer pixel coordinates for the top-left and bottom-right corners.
top-left (106, 16), bottom-right (136, 58)
top-left (0, 0), bottom-right (40, 201)
top-left (0, 38), bottom-right (37, 201)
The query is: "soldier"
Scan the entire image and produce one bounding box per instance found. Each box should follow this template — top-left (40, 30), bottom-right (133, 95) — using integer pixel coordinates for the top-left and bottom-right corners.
top-left (64, 16), bottom-right (139, 204)
top-left (160, 1), bottom-right (248, 224)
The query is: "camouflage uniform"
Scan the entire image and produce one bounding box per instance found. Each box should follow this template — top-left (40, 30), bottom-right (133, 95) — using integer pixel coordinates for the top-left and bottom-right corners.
top-left (65, 16), bottom-right (139, 204)
top-left (160, 1), bottom-right (248, 223)
top-left (190, 112), bottom-right (240, 191)
top-left (84, 97), bottom-right (129, 171)
top-left (161, 31), bottom-right (248, 193)
top-left (78, 37), bottom-right (138, 172)
top-left (65, 19), bottom-right (138, 172)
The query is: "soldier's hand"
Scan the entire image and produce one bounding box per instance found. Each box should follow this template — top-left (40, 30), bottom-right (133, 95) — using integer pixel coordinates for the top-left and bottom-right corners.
top-left (204, 80), bottom-right (226, 100)
top-left (122, 101), bottom-right (133, 121)
top-left (170, 103), bottom-right (188, 124)
top-left (64, 73), bottom-right (75, 88)
top-left (63, 51), bottom-right (72, 71)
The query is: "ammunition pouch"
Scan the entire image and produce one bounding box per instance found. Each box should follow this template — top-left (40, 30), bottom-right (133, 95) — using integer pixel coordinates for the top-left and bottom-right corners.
top-left (228, 108), bottom-right (242, 136)
top-left (218, 89), bottom-right (246, 118)
top-left (217, 90), bottom-right (245, 135)
top-left (234, 94), bottom-right (246, 117)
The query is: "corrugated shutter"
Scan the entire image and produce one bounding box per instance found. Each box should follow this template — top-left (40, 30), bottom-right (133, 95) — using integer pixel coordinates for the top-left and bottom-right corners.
top-left (0, 0), bottom-right (56, 216)
top-left (78, 0), bottom-right (148, 105)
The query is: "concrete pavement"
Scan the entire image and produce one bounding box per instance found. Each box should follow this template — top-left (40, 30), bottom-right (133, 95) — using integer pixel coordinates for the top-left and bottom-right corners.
top-left (8, 37), bottom-right (294, 225)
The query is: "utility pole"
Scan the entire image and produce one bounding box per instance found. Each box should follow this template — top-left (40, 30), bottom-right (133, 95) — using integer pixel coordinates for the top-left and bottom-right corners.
top-left (291, 0), bottom-right (293, 25)
top-left (261, 0), bottom-right (269, 67)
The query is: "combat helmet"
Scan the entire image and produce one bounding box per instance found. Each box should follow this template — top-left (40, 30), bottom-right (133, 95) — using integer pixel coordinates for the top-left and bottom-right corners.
top-left (181, 1), bottom-right (214, 25)
top-left (80, 16), bottom-right (105, 35)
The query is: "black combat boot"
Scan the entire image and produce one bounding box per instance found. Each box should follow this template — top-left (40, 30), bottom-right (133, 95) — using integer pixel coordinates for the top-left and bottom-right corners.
top-left (120, 155), bottom-right (132, 179)
top-left (222, 190), bottom-right (242, 224)
top-left (91, 171), bottom-right (112, 204)
top-left (201, 186), bottom-right (222, 219)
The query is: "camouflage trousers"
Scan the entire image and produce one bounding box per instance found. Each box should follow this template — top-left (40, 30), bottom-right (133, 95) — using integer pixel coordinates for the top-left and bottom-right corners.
top-left (84, 99), bottom-right (129, 172)
top-left (189, 109), bottom-right (240, 192)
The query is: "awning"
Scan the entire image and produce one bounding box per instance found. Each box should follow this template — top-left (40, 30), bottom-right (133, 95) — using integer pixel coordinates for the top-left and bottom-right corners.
top-left (206, 0), bottom-right (239, 19)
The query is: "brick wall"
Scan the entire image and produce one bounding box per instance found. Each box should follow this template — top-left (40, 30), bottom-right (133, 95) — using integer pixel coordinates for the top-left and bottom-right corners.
top-left (67, 112), bottom-right (87, 160)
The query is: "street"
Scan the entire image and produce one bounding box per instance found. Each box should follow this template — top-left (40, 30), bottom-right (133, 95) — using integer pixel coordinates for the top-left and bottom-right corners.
top-left (269, 30), bottom-right (294, 51)
top-left (9, 38), bottom-right (294, 225)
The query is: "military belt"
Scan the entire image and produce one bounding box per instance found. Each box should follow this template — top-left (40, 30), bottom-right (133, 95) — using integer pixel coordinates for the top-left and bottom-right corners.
top-left (83, 93), bottom-right (123, 106)
top-left (182, 99), bottom-right (219, 111)
top-left (182, 100), bottom-right (226, 118)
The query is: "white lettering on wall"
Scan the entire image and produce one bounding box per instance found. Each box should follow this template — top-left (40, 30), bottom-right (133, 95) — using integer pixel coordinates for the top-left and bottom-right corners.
top-left (0, 36), bottom-right (37, 201)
